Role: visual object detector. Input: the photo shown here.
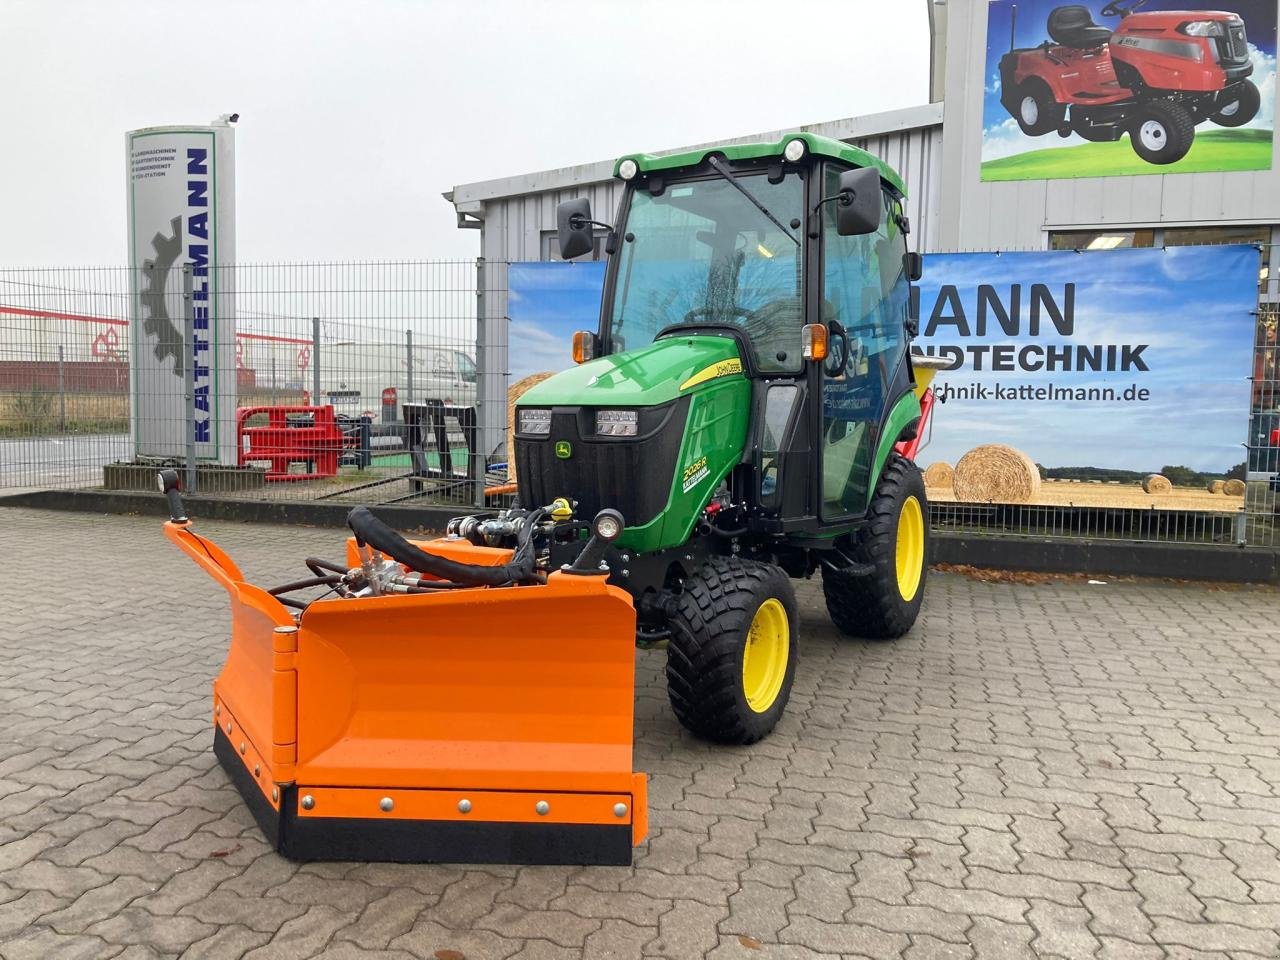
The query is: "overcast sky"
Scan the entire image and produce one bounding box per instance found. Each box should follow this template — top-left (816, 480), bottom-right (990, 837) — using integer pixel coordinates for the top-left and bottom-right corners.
top-left (1, 1), bottom-right (931, 265)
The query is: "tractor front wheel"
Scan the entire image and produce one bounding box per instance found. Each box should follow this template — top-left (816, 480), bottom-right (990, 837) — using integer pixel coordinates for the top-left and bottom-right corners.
top-left (1129, 101), bottom-right (1194, 164)
top-left (822, 454), bottom-right (929, 640)
top-left (1211, 80), bottom-right (1260, 127)
top-left (666, 557), bottom-right (797, 745)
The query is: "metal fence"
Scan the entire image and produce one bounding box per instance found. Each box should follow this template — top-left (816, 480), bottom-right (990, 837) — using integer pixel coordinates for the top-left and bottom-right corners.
top-left (0, 254), bottom-right (1275, 548)
top-left (0, 261), bottom-right (502, 507)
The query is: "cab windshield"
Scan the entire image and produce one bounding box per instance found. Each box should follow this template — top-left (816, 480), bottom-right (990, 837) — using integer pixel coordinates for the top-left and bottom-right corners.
top-left (608, 170), bottom-right (804, 373)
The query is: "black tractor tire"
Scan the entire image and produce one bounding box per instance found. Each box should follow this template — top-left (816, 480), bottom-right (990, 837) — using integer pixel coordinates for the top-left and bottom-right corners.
top-left (1129, 101), bottom-right (1195, 164)
top-left (1211, 80), bottom-right (1260, 127)
top-left (665, 557), bottom-right (797, 745)
top-left (1011, 79), bottom-right (1065, 137)
top-left (822, 453), bottom-right (929, 641)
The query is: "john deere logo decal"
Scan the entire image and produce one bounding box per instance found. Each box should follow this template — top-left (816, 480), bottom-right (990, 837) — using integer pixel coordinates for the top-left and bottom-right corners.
top-left (555, 440), bottom-right (572, 459)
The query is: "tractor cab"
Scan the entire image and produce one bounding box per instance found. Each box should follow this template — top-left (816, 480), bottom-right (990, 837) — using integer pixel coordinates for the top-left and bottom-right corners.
top-left (523, 134), bottom-right (924, 545)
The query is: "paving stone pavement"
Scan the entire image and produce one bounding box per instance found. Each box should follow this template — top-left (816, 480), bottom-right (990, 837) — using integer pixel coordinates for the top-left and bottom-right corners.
top-left (1, 506), bottom-right (1279, 960)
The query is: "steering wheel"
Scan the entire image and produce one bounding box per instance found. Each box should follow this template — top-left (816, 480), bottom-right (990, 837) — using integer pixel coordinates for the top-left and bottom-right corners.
top-left (680, 305), bottom-right (754, 325)
top-left (1101, 0), bottom-right (1143, 16)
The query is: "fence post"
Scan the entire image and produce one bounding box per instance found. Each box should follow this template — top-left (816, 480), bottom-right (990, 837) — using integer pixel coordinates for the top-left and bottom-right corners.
top-left (182, 264), bottom-right (198, 495)
top-left (474, 257), bottom-right (486, 508)
top-left (57, 344), bottom-right (66, 433)
top-left (312, 317), bottom-right (321, 407)
top-left (405, 329), bottom-right (414, 405)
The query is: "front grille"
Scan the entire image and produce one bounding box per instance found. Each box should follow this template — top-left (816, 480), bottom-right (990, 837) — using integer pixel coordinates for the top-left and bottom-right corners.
top-left (1216, 24), bottom-right (1248, 64)
top-left (515, 398), bottom-right (690, 528)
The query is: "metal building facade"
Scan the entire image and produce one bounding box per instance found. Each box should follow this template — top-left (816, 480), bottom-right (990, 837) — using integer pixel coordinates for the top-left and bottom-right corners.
top-left (447, 104), bottom-right (946, 261)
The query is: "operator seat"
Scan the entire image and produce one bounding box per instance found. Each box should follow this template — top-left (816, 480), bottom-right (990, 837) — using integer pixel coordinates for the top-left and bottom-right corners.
top-left (1047, 5), bottom-right (1112, 48)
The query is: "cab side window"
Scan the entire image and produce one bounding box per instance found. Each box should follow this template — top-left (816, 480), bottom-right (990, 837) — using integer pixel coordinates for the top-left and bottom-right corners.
top-left (819, 164), bottom-right (908, 517)
top-left (822, 167), bottom-right (907, 404)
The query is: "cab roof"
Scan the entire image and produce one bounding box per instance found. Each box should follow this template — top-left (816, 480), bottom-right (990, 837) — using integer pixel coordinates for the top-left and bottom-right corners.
top-left (614, 132), bottom-right (906, 198)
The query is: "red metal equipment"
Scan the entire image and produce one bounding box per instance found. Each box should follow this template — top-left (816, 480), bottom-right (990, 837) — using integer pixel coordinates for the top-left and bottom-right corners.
top-left (237, 405), bottom-right (344, 482)
top-left (894, 386), bottom-right (937, 463)
top-left (998, 1), bottom-right (1258, 165)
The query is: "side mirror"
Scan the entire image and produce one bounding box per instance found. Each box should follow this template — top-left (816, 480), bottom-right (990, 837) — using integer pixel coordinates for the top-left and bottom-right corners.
top-left (835, 167), bottom-right (882, 237)
top-left (556, 198), bottom-right (595, 260)
top-left (904, 251), bottom-right (923, 282)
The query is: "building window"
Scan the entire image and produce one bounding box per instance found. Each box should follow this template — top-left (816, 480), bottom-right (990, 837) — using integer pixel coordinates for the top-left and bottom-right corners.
top-left (1161, 225), bottom-right (1271, 247)
top-left (1049, 230), bottom-right (1155, 251)
top-left (541, 230), bottom-right (610, 262)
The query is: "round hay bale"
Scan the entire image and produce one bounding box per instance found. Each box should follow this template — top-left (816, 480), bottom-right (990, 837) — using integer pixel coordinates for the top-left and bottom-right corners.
top-left (1207, 479), bottom-right (1226, 494)
top-left (506, 372), bottom-right (556, 479)
top-left (923, 462), bottom-right (954, 489)
top-left (1141, 474), bottom-right (1172, 495)
top-left (953, 444), bottom-right (1041, 503)
top-left (1223, 478), bottom-right (1246, 496)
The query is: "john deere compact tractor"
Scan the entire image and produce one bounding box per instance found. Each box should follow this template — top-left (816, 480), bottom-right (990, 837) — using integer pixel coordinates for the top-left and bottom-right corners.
top-left (159, 132), bottom-right (939, 866)
top-left (511, 132), bottom-right (936, 744)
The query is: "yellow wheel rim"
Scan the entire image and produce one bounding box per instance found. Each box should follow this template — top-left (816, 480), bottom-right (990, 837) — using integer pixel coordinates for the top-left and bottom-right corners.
top-left (742, 598), bottom-right (789, 714)
top-left (896, 495), bottom-right (925, 602)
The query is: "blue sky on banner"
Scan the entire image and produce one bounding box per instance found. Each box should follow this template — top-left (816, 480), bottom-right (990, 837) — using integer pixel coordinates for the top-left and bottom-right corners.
top-left (915, 245), bottom-right (1258, 473)
top-left (507, 261), bottom-right (604, 381)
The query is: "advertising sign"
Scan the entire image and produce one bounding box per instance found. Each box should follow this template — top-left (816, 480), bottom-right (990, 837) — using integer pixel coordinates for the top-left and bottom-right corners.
top-left (507, 261), bottom-right (604, 380)
top-left (507, 249), bottom-right (1258, 503)
top-left (981, 0), bottom-right (1276, 181)
top-left (914, 245), bottom-right (1258, 497)
top-left (127, 123), bottom-right (237, 463)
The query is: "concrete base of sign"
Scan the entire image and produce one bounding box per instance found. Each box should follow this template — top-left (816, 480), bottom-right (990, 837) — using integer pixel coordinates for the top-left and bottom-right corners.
top-left (103, 462), bottom-right (267, 494)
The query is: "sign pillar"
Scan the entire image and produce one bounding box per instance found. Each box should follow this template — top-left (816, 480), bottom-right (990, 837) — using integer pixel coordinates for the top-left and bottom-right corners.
top-left (127, 120), bottom-right (237, 465)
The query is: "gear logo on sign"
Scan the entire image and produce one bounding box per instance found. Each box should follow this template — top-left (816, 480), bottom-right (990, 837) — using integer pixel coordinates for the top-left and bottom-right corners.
top-left (140, 216), bottom-right (185, 378)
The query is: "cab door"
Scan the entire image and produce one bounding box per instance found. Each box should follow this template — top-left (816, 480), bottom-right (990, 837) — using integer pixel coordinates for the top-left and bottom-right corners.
top-left (817, 165), bottom-right (909, 521)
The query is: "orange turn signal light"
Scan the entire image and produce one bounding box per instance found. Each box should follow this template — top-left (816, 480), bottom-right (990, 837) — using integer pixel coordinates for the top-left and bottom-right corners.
top-left (572, 330), bottom-right (596, 364)
top-left (801, 324), bottom-right (828, 361)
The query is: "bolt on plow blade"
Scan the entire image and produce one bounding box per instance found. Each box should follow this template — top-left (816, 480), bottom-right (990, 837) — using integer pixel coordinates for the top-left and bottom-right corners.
top-left (166, 522), bottom-right (647, 865)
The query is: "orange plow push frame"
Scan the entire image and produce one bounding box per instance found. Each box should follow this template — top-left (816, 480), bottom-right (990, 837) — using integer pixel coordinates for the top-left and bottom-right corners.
top-left (166, 521), bottom-right (648, 865)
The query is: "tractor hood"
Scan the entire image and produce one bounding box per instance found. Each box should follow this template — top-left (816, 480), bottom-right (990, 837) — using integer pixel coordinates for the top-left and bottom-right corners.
top-left (518, 334), bottom-right (744, 408)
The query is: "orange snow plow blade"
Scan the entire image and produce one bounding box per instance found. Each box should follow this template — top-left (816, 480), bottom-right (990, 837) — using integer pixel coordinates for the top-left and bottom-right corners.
top-left (165, 521), bottom-right (647, 865)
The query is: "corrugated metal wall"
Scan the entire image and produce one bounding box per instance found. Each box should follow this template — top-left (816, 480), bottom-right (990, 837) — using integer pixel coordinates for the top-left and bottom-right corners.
top-left (475, 125), bottom-right (945, 262)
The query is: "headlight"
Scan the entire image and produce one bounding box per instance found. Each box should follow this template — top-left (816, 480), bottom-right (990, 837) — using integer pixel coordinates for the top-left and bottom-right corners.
top-left (618, 158), bottom-right (639, 180)
top-left (783, 138), bottom-right (806, 163)
top-left (518, 408), bottom-right (552, 435)
top-left (1179, 20), bottom-right (1223, 36)
top-left (595, 409), bottom-right (638, 437)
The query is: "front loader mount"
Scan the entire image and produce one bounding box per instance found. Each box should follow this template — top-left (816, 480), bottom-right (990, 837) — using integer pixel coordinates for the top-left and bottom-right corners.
top-left (159, 473), bottom-right (647, 866)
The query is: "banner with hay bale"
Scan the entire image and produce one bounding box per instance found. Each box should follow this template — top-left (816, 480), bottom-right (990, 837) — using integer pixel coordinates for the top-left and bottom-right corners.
top-left (912, 246), bottom-right (1257, 512)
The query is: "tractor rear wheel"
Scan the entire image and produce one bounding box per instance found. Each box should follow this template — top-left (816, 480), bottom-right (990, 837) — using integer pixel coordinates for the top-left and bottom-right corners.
top-left (666, 557), bottom-right (797, 745)
top-left (1129, 101), bottom-right (1194, 164)
top-left (822, 454), bottom-right (928, 640)
top-left (1011, 80), bottom-right (1064, 137)
top-left (1211, 80), bottom-right (1260, 127)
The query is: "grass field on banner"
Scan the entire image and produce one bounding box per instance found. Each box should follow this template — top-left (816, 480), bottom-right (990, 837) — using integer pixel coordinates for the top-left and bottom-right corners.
top-left (981, 128), bottom-right (1274, 181)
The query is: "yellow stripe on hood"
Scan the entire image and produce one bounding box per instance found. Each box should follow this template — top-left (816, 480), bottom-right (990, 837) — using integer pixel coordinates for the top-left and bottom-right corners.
top-left (679, 358), bottom-right (743, 391)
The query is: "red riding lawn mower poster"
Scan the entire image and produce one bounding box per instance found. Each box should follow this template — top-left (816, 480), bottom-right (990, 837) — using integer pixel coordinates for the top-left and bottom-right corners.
top-left (981, 0), bottom-right (1276, 180)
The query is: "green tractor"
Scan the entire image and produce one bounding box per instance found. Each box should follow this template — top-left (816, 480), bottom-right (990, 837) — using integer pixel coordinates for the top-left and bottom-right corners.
top-left (492, 133), bottom-right (939, 744)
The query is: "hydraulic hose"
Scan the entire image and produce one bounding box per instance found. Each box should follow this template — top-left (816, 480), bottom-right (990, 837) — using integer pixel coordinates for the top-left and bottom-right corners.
top-left (269, 575), bottom-right (344, 596)
top-left (305, 557), bottom-right (349, 577)
top-left (702, 522), bottom-right (749, 538)
top-left (346, 506), bottom-right (541, 587)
